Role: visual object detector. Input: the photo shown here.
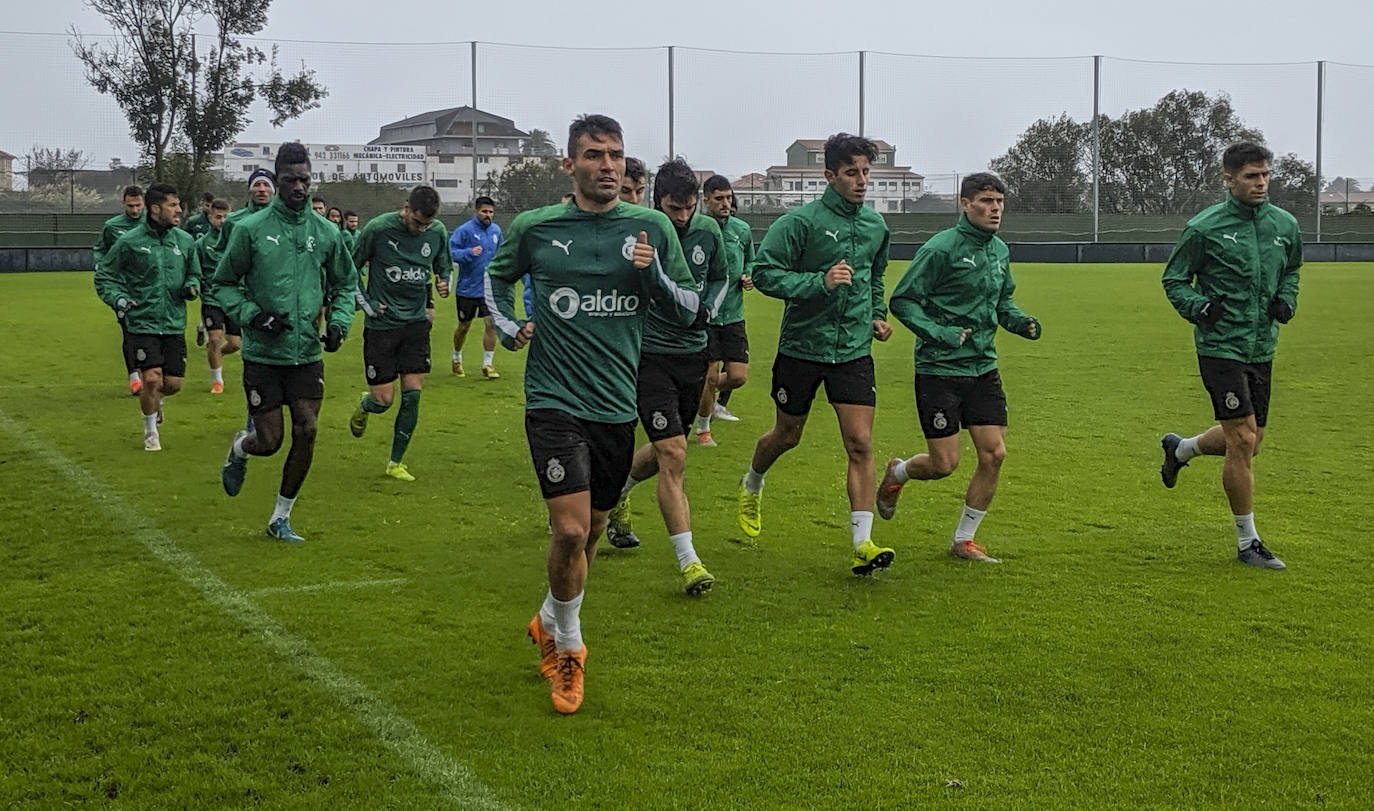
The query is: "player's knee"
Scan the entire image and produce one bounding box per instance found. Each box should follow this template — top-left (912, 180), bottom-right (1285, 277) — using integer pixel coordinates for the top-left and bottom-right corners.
top-left (931, 452), bottom-right (960, 478)
top-left (655, 441), bottom-right (687, 475)
top-left (977, 444), bottom-right (1006, 469)
top-left (373, 390), bottom-right (395, 408)
top-left (551, 521), bottom-right (590, 549)
top-left (161, 378), bottom-right (182, 395)
top-left (776, 424), bottom-right (804, 450)
top-left (1227, 426), bottom-right (1258, 456)
top-left (842, 433), bottom-right (872, 463)
top-left (726, 369), bottom-right (748, 389)
top-left (257, 426), bottom-right (284, 454)
top-left (142, 369), bottom-right (162, 388)
top-left (291, 417), bottom-right (317, 443)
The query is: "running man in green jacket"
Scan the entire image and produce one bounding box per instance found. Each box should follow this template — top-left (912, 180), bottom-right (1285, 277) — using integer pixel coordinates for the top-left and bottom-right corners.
top-left (694, 174), bottom-right (755, 446)
top-left (94, 185), bottom-right (146, 396)
top-left (486, 115), bottom-right (699, 715)
top-left (877, 173), bottom-right (1041, 563)
top-left (1159, 142), bottom-right (1301, 570)
top-left (213, 143), bottom-right (357, 544)
top-left (196, 198), bottom-right (239, 394)
top-left (605, 159), bottom-right (727, 596)
top-left (736, 133), bottom-right (896, 576)
top-left (182, 192), bottom-right (216, 239)
top-left (94, 183), bottom-right (200, 452)
top-left (347, 185), bottom-right (453, 483)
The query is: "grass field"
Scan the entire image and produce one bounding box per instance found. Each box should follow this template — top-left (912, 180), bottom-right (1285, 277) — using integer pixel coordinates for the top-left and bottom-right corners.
top-left (2, 264), bottom-right (1372, 808)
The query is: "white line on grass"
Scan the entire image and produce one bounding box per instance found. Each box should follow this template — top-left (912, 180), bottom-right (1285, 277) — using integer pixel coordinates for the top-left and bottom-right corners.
top-left (0, 410), bottom-right (509, 810)
top-left (251, 577), bottom-right (410, 597)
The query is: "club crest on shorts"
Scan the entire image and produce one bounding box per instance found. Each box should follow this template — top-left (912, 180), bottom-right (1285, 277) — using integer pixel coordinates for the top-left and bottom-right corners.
top-left (249, 389), bottom-right (262, 407)
top-left (546, 457), bottom-right (566, 483)
top-left (622, 235), bottom-right (638, 261)
top-left (366, 365), bottom-right (377, 380)
top-left (933, 410), bottom-right (948, 431)
top-left (775, 386), bottom-right (789, 405)
top-left (1225, 391), bottom-right (1240, 410)
top-left (421, 242), bottom-right (432, 258)
top-left (651, 411), bottom-right (668, 431)
top-left (135, 348), bottom-right (146, 362)
top-left (692, 244), bottom-right (705, 265)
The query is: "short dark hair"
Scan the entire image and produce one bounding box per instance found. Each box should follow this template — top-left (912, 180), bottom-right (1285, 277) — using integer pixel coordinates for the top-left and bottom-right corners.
top-left (653, 159), bottom-right (699, 208)
top-left (326, 206), bottom-right (342, 218)
top-left (343, 210), bottom-right (356, 219)
top-left (144, 183), bottom-right (178, 207)
top-left (122, 185), bottom-right (143, 200)
top-left (1223, 142), bottom-right (1274, 174)
top-left (274, 142), bottom-right (311, 176)
top-left (824, 133), bottom-right (878, 173)
top-left (474, 195), bottom-right (495, 209)
top-left (408, 185), bottom-right (441, 218)
top-left (567, 114), bottom-right (623, 157)
top-left (210, 198), bottom-right (230, 212)
top-left (200, 191), bottom-right (215, 204)
top-left (313, 198), bottom-right (326, 207)
top-left (624, 157), bottom-right (647, 183)
top-left (960, 172), bottom-right (1008, 199)
top-left (702, 174), bottom-right (732, 196)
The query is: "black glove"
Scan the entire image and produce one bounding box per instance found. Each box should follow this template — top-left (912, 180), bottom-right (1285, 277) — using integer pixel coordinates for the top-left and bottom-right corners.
top-left (321, 324), bottom-right (343, 352)
top-left (1197, 296), bottom-right (1224, 330)
top-left (179, 285), bottom-right (198, 302)
top-left (248, 311), bottom-right (292, 335)
top-left (691, 303), bottom-right (711, 331)
top-left (114, 297), bottom-right (135, 320)
top-left (1268, 296), bottom-right (1294, 324)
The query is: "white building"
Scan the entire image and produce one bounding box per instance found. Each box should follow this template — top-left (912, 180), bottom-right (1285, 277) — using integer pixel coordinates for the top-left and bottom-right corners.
top-left (734, 139), bottom-right (925, 213)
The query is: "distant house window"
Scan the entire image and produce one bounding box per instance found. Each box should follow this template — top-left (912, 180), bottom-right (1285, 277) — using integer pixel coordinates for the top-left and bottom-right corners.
top-left (242, 164), bottom-right (257, 172)
top-left (370, 163), bottom-right (378, 173)
top-left (262, 147), bottom-right (270, 155)
top-left (439, 156), bottom-right (454, 164)
top-left (336, 164), bottom-right (343, 173)
top-left (397, 164), bottom-right (406, 173)
top-left (877, 154), bottom-right (888, 164)
top-left (814, 154), bottom-right (824, 164)
top-left (477, 156), bottom-right (489, 164)
top-left (435, 179), bottom-right (458, 188)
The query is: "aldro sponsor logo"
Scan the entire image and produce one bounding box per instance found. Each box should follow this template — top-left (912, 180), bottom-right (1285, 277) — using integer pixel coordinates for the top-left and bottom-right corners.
top-left (385, 266), bottom-right (428, 283)
top-left (548, 287), bottom-right (640, 319)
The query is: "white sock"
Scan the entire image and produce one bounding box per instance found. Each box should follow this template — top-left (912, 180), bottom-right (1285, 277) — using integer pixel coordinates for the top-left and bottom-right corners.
top-left (954, 504), bottom-right (987, 542)
top-left (142, 413), bottom-right (157, 435)
top-left (452, 351), bottom-right (462, 364)
top-left (551, 591), bottom-right (584, 652)
top-left (271, 494), bottom-right (296, 523)
top-left (482, 350), bottom-right (494, 366)
top-left (743, 466), bottom-right (765, 494)
top-left (892, 458), bottom-right (911, 484)
top-left (1177, 434), bottom-right (1203, 463)
top-left (850, 511), bottom-right (873, 548)
top-left (210, 367), bottom-right (223, 384)
top-left (231, 434), bottom-right (249, 459)
top-left (1234, 513), bottom-right (1258, 546)
top-left (128, 371), bottom-right (140, 383)
top-left (669, 531), bottom-right (700, 568)
top-left (620, 474), bottom-right (641, 499)
top-left (539, 590), bottom-right (558, 633)
top-left (695, 415), bottom-right (711, 433)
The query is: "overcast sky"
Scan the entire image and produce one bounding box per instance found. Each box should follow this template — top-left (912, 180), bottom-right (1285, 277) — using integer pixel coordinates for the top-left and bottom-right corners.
top-left (4, 0), bottom-right (1372, 181)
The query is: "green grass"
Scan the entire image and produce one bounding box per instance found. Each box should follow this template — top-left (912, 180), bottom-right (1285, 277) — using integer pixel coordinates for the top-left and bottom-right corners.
top-left (2, 264), bottom-right (1372, 808)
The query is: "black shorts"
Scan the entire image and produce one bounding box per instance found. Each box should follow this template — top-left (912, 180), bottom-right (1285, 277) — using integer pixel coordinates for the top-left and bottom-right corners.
top-left (127, 333), bottom-right (187, 377)
top-left (637, 351), bottom-right (708, 442)
top-left (770, 353), bottom-right (876, 416)
top-left (242, 360), bottom-right (325, 414)
top-left (1198, 356), bottom-right (1272, 427)
top-left (363, 321), bottom-right (432, 385)
top-left (200, 304), bottom-right (241, 337)
top-left (914, 369), bottom-right (1008, 439)
top-left (525, 408), bottom-right (636, 510)
top-left (707, 321), bottom-right (750, 364)
top-left (456, 295), bottom-right (489, 323)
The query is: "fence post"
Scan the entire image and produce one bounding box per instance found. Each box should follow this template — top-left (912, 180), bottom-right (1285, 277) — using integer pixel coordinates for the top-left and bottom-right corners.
top-left (858, 51), bottom-right (866, 137)
top-left (667, 46), bottom-right (675, 160)
top-left (1092, 55), bottom-right (1101, 244)
top-left (471, 41), bottom-right (478, 204)
top-left (1315, 60), bottom-right (1324, 243)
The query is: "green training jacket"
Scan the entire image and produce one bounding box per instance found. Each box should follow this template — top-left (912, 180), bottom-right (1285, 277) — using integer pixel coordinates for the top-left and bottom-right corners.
top-left (93, 219), bottom-right (199, 335)
top-left (486, 200), bottom-right (699, 424)
top-left (92, 211), bottom-right (143, 269)
top-left (210, 196), bottom-right (356, 366)
top-left (889, 214), bottom-right (1039, 377)
top-left (752, 186), bottom-right (890, 364)
top-left (352, 211), bottom-right (453, 329)
top-left (643, 212), bottom-right (727, 355)
top-left (182, 211), bottom-right (211, 239)
top-left (196, 225), bottom-right (226, 308)
top-left (709, 215), bottom-right (755, 326)
top-left (1162, 194), bottom-right (1302, 363)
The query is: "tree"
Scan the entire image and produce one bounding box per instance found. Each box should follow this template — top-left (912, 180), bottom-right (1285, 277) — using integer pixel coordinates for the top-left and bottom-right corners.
top-left (1324, 176), bottom-right (1362, 194)
top-left (522, 129), bottom-right (558, 158)
top-left (480, 159), bottom-right (569, 213)
top-left (989, 114), bottom-right (1089, 213)
top-left (28, 146), bottom-right (91, 172)
top-left (71, 0), bottom-right (327, 193)
top-left (1268, 153), bottom-right (1318, 219)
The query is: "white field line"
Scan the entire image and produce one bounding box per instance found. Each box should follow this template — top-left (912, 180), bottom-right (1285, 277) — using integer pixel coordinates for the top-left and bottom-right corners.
top-left (250, 577), bottom-right (409, 597)
top-left (0, 409), bottom-right (509, 810)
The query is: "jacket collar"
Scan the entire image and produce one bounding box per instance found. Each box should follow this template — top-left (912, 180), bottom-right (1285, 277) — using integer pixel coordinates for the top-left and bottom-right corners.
top-left (270, 195), bottom-right (307, 224)
top-left (469, 215), bottom-right (493, 230)
top-left (821, 185), bottom-right (860, 217)
top-left (954, 213), bottom-right (995, 245)
top-left (1225, 193), bottom-right (1269, 221)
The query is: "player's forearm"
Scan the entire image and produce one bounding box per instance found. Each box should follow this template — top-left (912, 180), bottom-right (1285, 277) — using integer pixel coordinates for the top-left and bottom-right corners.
top-left (484, 274), bottom-right (524, 350)
top-left (642, 256), bottom-right (699, 327)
